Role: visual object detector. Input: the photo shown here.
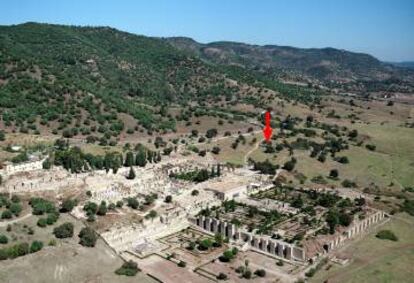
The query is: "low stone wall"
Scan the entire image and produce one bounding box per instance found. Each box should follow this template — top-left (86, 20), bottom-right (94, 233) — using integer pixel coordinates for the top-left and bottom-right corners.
top-left (192, 216), bottom-right (306, 262)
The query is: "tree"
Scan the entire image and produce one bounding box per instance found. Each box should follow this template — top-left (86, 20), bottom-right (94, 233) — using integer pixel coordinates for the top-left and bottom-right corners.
top-left (83, 202), bottom-right (98, 216)
top-left (283, 160), bottom-right (296, 171)
top-left (115, 260), bottom-right (140, 276)
top-left (329, 169), bottom-right (339, 179)
top-left (338, 212), bottom-right (353, 226)
top-left (124, 152), bottom-right (134, 167)
top-left (42, 158), bottom-right (52, 169)
top-left (78, 227), bottom-right (98, 247)
top-left (165, 195), bottom-right (172, 203)
top-left (191, 190), bottom-right (199, 196)
top-left (53, 222), bottom-right (74, 238)
top-left (127, 167), bottom-right (136, 180)
top-left (135, 149), bottom-right (147, 167)
top-left (127, 198), bottom-right (139, 209)
top-left (211, 146), bottom-right (221, 155)
top-left (0, 130), bottom-right (5, 141)
top-left (60, 198), bottom-right (77, 213)
top-left (97, 201), bottom-right (107, 216)
top-left (206, 128), bottom-right (218, 139)
top-left (326, 210), bottom-right (339, 234)
top-left (146, 210), bottom-right (157, 220)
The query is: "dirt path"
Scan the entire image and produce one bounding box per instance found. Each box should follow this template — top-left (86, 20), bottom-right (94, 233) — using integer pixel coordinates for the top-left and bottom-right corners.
top-left (0, 212), bottom-right (32, 227)
top-left (244, 138), bottom-right (262, 166)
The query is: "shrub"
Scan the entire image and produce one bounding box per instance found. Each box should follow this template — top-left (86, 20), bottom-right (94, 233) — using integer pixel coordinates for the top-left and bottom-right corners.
top-left (305, 268), bottom-right (316, 277)
top-left (342, 179), bottom-right (357, 188)
top-left (219, 249), bottom-right (235, 262)
top-left (255, 269), bottom-right (266, 277)
top-left (376, 230), bottom-right (398, 241)
top-left (30, 198), bottom-right (56, 215)
top-left (10, 203), bottom-right (22, 216)
top-left (53, 222), bottom-right (74, 238)
top-left (243, 270), bottom-right (252, 279)
top-left (60, 198), bottom-right (77, 213)
top-left (126, 198), bottom-right (139, 209)
top-left (177, 260), bottom-right (186, 267)
top-left (46, 212), bottom-right (59, 225)
top-left (97, 201), bottom-right (107, 216)
top-left (115, 260), bottom-right (140, 276)
top-left (30, 241), bottom-right (43, 253)
top-left (83, 202), bottom-right (98, 215)
top-left (211, 146), bottom-right (221, 155)
top-left (217, 272), bottom-right (228, 280)
top-left (276, 260), bottom-right (284, 266)
top-left (0, 234), bottom-right (8, 244)
top-left (1, 210), bottom-right (12, 219)
top-left (329, 169), bottom-right (339, 179)
top-left (37, 218), bottom-right (47, 227)
top-left (78, 227), bottom-right (98, 247)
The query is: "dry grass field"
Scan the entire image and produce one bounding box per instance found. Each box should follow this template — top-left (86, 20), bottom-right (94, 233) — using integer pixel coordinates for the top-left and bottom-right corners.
top-left (311, 213), bottom-right (414, 283)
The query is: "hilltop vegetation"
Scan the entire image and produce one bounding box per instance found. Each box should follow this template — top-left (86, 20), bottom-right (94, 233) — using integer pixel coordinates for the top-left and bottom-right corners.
top-left (166, 37), bottom-right (414, 93)
top-left (0, 22), bottom-right (413, 196)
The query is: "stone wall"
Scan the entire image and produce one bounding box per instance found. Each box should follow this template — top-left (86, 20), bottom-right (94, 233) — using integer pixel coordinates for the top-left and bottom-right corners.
top-left (101, 208), bottom-right (189, 252)
top-left (193, 216), bottom-right (306, 262)
top-left (0, 158), bottom-right (45, 176)
top-left (325, 210), bottom-right (386, 252)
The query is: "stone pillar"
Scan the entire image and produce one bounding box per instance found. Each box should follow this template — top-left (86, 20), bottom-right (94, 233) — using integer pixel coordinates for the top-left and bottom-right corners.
top-left (260, 239), bottom-right (268, 252)
top-left (199, 216), bottom-right (205, 228)
top-left (269, 241), bottom-right (276, 255)
top-left (220, 222), bottom-right (227, 236)
top-left (277, 243), bottom-right (284, 257)
top-left (285, 245), bottom-right (292, 260)
top-left (227, 223), bottom-right (236, 239)
top-left (212, 219), bottom-right (219, 233)
top-left (253, 237), bottom-right (260, 249)
top-left (205, 218), bottom-right (212, 231)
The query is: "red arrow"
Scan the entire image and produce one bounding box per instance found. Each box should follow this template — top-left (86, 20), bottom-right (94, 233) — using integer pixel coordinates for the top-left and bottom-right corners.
top-left (263, 111), bottom-right (273, 142)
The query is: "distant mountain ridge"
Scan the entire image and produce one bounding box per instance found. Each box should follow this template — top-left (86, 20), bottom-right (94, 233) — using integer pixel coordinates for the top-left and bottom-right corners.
top-left (165, 37), bottom-right (414, 87)
top-left (390, 61), bottom-right (414, 70)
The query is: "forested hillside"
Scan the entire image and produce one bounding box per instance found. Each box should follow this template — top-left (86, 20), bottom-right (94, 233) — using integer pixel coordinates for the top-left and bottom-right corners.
top-left (166, 37), bottom-right (414, 92)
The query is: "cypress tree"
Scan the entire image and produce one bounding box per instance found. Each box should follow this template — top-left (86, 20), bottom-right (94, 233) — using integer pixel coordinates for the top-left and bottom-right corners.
top-left (127, 167), bottom-right (136, 180)
top-left (136, 149), bottom-right (147, 167)
top-left (124, 152), bottom-right (134, 167)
